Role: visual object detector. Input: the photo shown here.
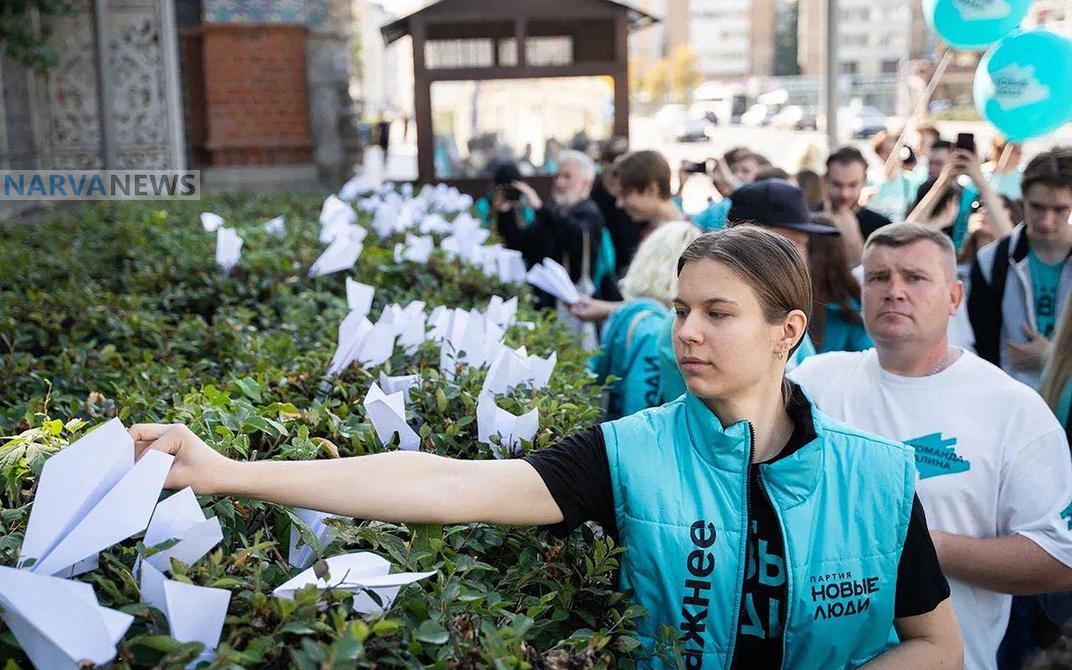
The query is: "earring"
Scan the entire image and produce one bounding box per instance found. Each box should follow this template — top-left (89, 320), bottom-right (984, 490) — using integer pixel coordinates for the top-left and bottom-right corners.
top-left (775, 348), bottom-right (785, 361)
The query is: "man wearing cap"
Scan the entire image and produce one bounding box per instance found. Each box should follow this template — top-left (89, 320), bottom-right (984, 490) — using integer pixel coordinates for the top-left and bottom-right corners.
top-left (658, 179), bottom-right (841, 401)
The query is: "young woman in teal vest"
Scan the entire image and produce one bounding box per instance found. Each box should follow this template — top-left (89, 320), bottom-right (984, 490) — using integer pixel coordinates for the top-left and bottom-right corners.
top-left (133, 227), bottom-right (962, 669)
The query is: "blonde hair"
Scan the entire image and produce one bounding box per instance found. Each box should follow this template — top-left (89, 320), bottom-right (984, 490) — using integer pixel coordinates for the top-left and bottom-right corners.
top-left (619, 222), bottom-right (701, 304)
top-left (1041, 298), bottom-right (1072, 415)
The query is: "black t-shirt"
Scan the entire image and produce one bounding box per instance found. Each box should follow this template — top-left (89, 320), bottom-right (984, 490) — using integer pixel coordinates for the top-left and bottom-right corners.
top-left (524, 388), bottom-right (950, 668)
top-left (590, 177), bottom-right (646, 274)
top-left (813, 203), bottom-right (892, 241)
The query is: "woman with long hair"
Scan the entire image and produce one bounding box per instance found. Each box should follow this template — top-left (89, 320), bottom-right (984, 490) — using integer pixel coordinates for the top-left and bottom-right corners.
top-left (1041, 297), bottom-right (1072, 441)
top-left (133, 227), bottom-right (961, 668)
top-left (806, 215), bottom-right (872, 353)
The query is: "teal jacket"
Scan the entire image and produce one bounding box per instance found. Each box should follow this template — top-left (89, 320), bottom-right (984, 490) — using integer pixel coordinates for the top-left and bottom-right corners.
top-left (816, 302), bottom-right (873, 354)
top-left (601, 392), bottom-right (916, 668)
top-left (658, 312), bottom-right (818, 402)
top-left (591, 299), bottom-right (668, 420)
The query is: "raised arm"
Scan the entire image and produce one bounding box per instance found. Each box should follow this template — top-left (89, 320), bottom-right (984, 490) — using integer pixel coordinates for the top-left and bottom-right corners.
top-left (130, 424), bottom-right (565, 526)
top-left (861, 599), bottom-right (963, 669)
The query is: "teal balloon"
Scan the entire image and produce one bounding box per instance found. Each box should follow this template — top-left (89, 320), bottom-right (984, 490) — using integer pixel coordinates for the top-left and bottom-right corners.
top-left (974, 30), bottom-right (1072, 142)
top-left (924, 0), bottom-right (1032, 49)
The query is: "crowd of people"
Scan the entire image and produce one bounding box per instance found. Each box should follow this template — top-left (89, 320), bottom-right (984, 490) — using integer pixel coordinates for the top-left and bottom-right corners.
top-left (134, 129), bottom-right (1072, 669)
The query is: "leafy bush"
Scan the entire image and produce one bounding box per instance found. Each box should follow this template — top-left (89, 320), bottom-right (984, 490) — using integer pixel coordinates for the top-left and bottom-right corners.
top-left (0, 195), bottom-right (658, 668)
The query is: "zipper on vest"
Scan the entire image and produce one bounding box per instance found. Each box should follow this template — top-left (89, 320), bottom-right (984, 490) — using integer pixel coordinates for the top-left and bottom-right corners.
top-left (724, 422), bottom-right (755, 670)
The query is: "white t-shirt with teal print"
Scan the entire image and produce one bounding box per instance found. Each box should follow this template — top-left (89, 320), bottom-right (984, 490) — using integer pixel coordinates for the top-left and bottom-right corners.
top-left (791, 349), bottom-right (1072, 670)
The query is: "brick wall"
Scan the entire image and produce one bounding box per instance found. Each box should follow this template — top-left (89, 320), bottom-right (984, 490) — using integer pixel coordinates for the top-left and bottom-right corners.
top-left (202, 24), bottom-right (313, 165)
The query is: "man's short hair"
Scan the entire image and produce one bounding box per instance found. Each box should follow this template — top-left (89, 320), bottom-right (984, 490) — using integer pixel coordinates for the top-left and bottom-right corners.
top-left (723, 146), bottom-right (758, 169)
top-left (557, 149), bottom-right (596, 181)
top-left (1021, 146), bottom-right (1072, 195)
top-left (931, 139), bottom-right (953, 153)
top-left (826, 146), bottom-right (868, 172)
top-left (612, 150), bottom-right (672, 199)
top-left (864, 222), bottom-right (957, 277)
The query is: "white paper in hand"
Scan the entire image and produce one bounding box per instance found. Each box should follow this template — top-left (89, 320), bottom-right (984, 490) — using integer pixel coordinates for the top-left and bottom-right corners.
top-left (272, 552), bottom-right (434, 614)
top-left (476, 393), bottom-right (539, 458)
top-left (215, 227), bottom-right (243, 273)
top-left (363, 383), bottom-right (420, 450)
top-left (526, 258), bottom-right (580, 304)
top-left (19, 419), bottom-right (174, 577)
top-left (139, 562), bottom-right (229, 666)
top-left (288, 508), bottom-right (341, 569)
top-left (200, 212), bottom-right (224, 232)
top-left (0, 565), bottom-right (133, 670)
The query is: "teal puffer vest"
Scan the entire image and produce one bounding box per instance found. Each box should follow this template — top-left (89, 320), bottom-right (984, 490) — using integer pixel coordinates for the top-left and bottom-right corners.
top-left (601, 392), bottom-right (916, 669)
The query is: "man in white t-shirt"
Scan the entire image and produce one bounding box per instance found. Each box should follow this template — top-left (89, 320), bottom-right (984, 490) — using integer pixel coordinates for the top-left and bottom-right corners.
top-left (791, 223), bottom-right (1072, 670)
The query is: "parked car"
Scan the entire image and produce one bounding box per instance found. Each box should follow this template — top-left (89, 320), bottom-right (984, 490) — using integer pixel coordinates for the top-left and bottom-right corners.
top-left (740, 103), bottom-right (772, 127)
top-left (845, 105), bottom-right (888, 138)
top-left (771, 105), bottom-right (818, 131)
top-left (676, 117), bottom-right (716, 142)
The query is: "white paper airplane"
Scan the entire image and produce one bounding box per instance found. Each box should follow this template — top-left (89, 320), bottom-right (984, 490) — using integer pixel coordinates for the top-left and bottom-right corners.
top-left (19, 419), bottom-right (173, 577)
top-left (363, 383), bottom-right (421, 450)
top-left (0, 566), bottom-right (133, 670)
top-left (272, 552), bottom-right (434, 614)
top-left (476, 393), bottom-right (539, 458)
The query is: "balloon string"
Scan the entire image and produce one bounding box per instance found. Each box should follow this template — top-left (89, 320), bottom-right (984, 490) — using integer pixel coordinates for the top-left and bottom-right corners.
top-left (883, 49), bottom-right (956, 177)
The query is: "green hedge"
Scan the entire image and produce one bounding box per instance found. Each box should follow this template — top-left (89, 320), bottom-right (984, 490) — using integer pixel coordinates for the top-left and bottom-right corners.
top-left (0, 195), bottom-right (673, 668)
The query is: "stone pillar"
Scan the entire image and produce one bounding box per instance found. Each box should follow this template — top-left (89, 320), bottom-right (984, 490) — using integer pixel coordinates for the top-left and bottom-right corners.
top-left (305, 0), bottom-right (362, 189)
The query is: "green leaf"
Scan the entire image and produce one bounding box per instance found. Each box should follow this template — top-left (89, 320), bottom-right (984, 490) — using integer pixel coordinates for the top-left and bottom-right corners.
top-left (414, 620), bottom-right (450, 645)
top-left (234, 377), bottom-right (263, 402)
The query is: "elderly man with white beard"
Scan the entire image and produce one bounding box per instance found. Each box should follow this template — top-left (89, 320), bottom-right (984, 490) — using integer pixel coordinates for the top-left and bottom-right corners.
top-left (495, 150), bottom-right (614, 307)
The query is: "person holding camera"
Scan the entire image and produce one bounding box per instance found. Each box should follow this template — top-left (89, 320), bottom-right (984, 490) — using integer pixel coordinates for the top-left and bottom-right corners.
top-left (907, 139), bottom-right (1013, 251)
top-left (494, 150), bottom-right (613, 307)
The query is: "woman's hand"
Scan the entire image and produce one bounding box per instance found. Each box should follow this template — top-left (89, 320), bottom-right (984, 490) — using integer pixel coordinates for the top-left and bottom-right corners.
top-left (130, 423), bottom-right (237, 495)
top-left (569, 297), bottom-right (621, 323)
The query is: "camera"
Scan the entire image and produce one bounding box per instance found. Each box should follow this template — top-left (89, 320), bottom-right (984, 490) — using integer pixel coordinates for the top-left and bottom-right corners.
top-left (497, 184), bottom-right (522, 202)
top-left (682, 159), bottom-right (717, 175)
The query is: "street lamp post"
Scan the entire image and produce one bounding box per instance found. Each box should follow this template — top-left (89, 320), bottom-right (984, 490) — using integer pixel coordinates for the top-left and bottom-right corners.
top-left (824, 0), bottom-right (838, 150)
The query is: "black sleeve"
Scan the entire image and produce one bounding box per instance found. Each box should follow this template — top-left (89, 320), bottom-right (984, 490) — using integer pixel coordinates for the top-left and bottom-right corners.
top-left (496, 209), bottom-right (553, 268)
top-left (523, 427), bottom-right (617, 539)
top-left (968, 257), bottom-right (1002, 365)
top-left (894, 495), bottom-right (951, 618)
top-left (537, 203), bottom-right (605, 283)
top-left (858, 209), bottom-right (892, 241)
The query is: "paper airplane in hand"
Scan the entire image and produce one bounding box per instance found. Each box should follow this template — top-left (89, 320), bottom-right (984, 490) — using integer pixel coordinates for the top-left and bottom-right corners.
top-left (476, 393), bottom-right (539, 458)
top-left (200, 212), bottom-right (224, 232)
top-left (215, 227), bottom-right (243, 273)
top-left (140, 562), bottom-right (229, 667)
top-left (288, 508), bottom-right (342, 569)
top-left (526, 258), bottom-right (580, 305)
top-left (272, 552), bottom-right (434, 614)
top-left (363, 382), bottom-right (421, 450)
top-left (19, 418), bottom-right (173, 577)
top-left (0, 566), bottom-right (133, 670)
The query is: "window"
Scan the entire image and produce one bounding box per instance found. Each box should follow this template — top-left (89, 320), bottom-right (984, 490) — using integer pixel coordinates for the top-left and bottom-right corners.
top-left (881, 60), bottom-right (899, 74)
top-left (425, 39), bottom-right (494, 69)
top-left (840, 61), bottom-right (859, 74)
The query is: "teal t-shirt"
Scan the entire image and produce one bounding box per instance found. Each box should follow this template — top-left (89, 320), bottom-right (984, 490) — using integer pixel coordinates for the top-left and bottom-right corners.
top-left (1029, 248), bottom-right (1064, 338)
top-left (1057, 380), bottom-right (1072, 429)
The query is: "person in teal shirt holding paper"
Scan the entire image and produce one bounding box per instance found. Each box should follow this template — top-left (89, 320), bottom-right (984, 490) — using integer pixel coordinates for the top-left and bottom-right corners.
top-left (134, 226), bottom-right (960, 669)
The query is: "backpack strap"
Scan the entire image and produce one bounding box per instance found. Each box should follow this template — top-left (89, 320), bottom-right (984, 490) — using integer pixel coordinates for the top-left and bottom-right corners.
top-left (991, 235), bottom-right (1012, 332)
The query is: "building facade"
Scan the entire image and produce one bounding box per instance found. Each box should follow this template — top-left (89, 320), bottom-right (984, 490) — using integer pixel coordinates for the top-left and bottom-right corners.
top-left (687, 0), bottom-right (776, 79)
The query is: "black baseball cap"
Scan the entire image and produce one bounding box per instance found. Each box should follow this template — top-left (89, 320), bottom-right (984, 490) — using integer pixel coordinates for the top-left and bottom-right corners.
top-left (728, 179), bottom-right (839, 235)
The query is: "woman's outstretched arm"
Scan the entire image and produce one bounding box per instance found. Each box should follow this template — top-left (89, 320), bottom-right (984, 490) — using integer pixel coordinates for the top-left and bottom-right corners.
top-left (130, 424), bottom-right (565, 526)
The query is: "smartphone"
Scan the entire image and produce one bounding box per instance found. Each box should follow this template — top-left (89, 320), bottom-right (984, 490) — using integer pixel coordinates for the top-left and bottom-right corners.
top-left (956, 132), bottom-right (976, 155)
top-left (497, 184), bottom-right (522, 201)
top-left (682, 160), bottom-right (708, 175)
